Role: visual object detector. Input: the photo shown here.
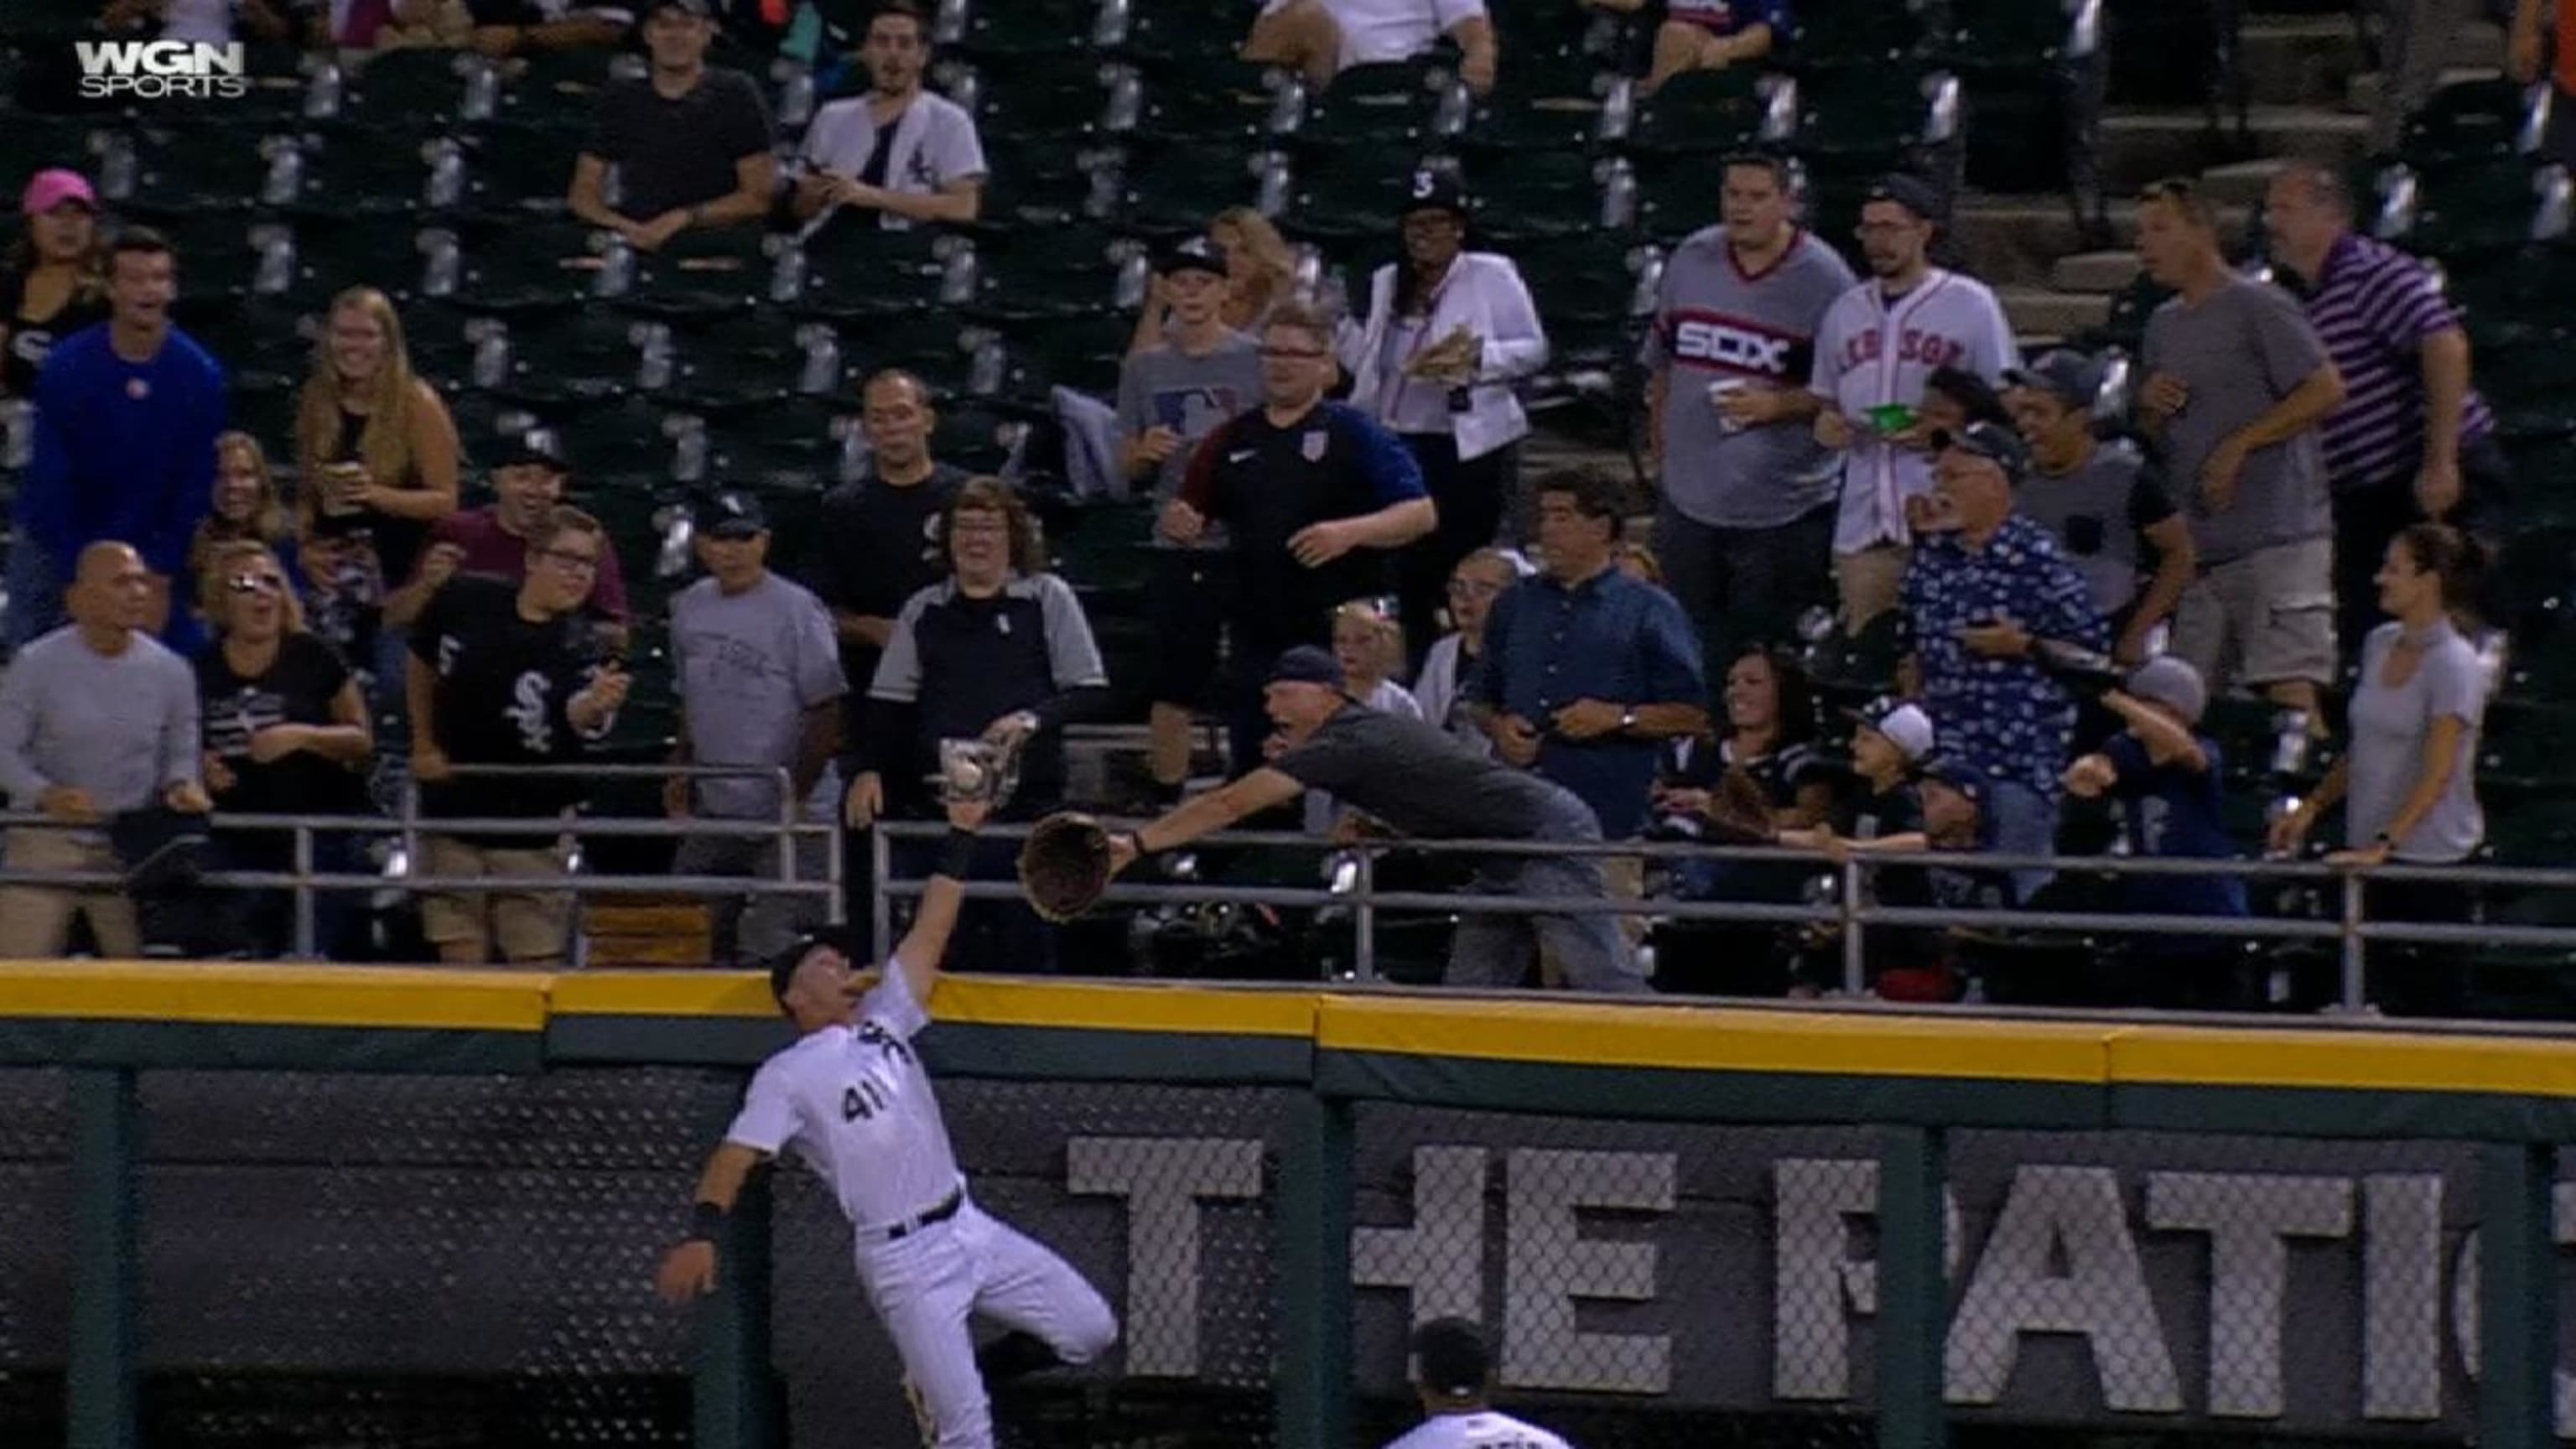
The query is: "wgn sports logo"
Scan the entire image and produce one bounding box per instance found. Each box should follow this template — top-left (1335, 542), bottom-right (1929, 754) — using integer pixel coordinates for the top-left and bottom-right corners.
top-left (75, 41), bottom-right (251, 100)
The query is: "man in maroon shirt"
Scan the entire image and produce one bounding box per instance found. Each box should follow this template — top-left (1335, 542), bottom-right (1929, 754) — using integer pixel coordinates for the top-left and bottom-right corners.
top-left (384, 436), bottom-right (631, 643)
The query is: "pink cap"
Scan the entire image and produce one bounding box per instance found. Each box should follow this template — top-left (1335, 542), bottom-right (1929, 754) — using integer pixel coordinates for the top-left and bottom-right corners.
top-left (21, 169), bottom-right (97, 217)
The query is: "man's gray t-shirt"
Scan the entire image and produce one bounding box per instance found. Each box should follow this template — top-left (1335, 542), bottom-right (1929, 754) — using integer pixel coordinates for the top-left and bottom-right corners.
top-left (2140, 276), bottom-right (2334, 565)
top-left (2346, 619), bottom-right (2485, 860)
top-left (1272, 704), bottom-right (1597, 840)
top-left (0, 626), bottom-right (200, 816)
top-left (1641, 226), bottom-right (1856, 529)
top-left (2015, 439), bottom-right (2178, 617)
top-left (1115, 330), bottom-right (1263, 550)
top-left (672, 572), bottom-right (847, 820)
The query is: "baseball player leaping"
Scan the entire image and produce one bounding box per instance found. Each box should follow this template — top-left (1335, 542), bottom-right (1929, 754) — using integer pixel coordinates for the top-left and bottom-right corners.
top-left (655, 797), bottom-right (1119, 1449)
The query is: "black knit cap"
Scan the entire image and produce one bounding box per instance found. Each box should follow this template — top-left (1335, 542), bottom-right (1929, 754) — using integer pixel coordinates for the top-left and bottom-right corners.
top-left (1411, 1317), bottom-right (1490, 1400)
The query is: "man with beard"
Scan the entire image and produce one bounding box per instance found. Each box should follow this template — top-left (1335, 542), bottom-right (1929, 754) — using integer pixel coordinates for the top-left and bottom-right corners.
top-left (1808, 175), bottom-right (2018, 631)
top-left (1643, 151), bottom-right (1854, 668)
top-left (794, 0), bottom-right (988, 232)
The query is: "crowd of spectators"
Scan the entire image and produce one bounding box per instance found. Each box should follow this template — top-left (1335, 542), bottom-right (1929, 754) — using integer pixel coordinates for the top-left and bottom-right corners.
top-left (0, 0), bottom-right (2534, 1016)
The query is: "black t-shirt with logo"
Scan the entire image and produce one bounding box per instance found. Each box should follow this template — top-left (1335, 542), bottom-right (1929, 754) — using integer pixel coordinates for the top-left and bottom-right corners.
top-left (810, 462), bottom-right (966, 692)
top-left (1, 268), bottom-right (111, 400)
top-left (410, 574), bottom-right (607, 842)
top-left (195, 632), bottom-right (366, 818)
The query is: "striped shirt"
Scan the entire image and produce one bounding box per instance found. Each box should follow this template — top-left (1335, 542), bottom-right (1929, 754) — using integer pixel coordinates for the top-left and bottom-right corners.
top-left (2294, 231), bottom-right (2495, 491)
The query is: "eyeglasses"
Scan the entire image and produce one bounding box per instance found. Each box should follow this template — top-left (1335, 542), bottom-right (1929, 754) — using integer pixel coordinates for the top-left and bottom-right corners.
top-left (538, 548), bottom-right (600, 574)
top-left (1261, 345), bottom-right (1329, 361)
top-left (1446, 577), bottom-right (1504, 599)
top-left (227, 573), bottom-right (285, 595)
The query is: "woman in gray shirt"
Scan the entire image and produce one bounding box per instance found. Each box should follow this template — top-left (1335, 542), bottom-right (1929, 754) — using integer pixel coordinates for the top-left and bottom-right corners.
top-left (2271, 524), bottom-right (2487, 1013)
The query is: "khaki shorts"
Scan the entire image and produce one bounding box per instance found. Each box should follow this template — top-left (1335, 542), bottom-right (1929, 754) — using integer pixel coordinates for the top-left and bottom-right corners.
top-left (420, 835), bottom-right (574, 963)
top-left (2171, 538), bottom-right (2337, 690)
top-left (1835, 545), bottom-right (1910, 632)
top-left (0, 828), bottom-right (139, 958)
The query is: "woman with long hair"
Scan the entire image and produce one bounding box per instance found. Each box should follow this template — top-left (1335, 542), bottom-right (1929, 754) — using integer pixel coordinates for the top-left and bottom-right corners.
top-left (0, 169), bottom-right (110, 401)
top-left (1131, 207), bottom-right (1297, 355)
top-left (195, 540), bottom-right (376, 958)
top-left (2272, 523), bottom-right (2490, 1015)
top-left (293, 286), bottom-right (460, 697)
top-left (190, 431), bottom-right (297, 598)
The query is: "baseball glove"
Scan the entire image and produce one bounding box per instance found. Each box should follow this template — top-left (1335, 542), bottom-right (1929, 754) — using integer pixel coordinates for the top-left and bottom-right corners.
top-left (1703, 766), bottom-right (1779, 845)
top-left (1018, 812), bottom-right (1116, 922)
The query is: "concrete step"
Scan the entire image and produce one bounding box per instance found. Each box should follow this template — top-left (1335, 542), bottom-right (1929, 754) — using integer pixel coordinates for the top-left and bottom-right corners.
top-left (2098, 104), bottom-right (2370, 187)
top-left (1950, 195), bottom-right (2250, 288)
top-left (2198, 156), bottom-right (2293, 207)
top-left (1997, 285), bottom-right (2111, 340)
top-left (2344, 65), bottom-right (2501, 117)
top-left (2236, 15), bottom-right (2506, 107)
top-left (2050, 249), bottom-right (2142, 293)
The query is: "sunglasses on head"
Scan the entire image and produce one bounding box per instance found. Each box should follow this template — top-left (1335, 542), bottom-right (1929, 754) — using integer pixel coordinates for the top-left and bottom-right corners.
top-left (227, 572), bottom-right (285, 595)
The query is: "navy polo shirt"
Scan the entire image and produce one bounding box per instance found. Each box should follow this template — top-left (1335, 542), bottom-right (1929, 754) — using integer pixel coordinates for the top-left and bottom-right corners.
top-left (1467, 564), bottom-right (1707, 838)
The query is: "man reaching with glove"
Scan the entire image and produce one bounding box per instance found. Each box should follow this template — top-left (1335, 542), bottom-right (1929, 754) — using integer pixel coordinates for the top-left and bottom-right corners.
top-left (1067, 646), bottom-right (1648, 994)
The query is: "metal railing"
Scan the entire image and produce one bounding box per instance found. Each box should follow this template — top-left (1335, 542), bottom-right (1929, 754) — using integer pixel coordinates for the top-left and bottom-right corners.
top-left (0, 764), bottom-right (843, 958)
top-left (873, 821), bottom-right (2576, 1015)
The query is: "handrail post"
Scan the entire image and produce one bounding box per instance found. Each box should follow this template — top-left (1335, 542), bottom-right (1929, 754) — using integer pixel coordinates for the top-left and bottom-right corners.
top-left (1841, 856), bottom-right (1865, 995)
top-left (869, 824), bottom-right (892, 961)
top-left (291, 823), bottom-right (317, 959)
top-left (1351, 847), bottom-right (1377, 983)
top-left (823, 808), bottom-right (847, 927)
top-left (2339, 871), bottom-right (2367, 1012)
top-left (398, 773), bottom-right (421, 899)
top-left (772, 766), bottom-right (794, 890)
top-left (68, 1067), bottom-right (138, 1449)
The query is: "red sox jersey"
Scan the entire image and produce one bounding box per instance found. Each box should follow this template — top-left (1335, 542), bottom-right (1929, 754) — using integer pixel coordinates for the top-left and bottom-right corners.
top-left (1809, 269), bottom-right (2019, 553)
top-left (722, 958), bottom-right (965, 1233)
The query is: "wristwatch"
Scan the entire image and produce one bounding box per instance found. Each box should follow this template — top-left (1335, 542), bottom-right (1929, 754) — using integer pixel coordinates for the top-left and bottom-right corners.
top-left (1618, 706), bottom-right (1639, 733)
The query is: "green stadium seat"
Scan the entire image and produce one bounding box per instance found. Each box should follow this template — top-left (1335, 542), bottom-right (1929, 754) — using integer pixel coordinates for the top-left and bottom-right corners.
top-left (450, 119), bottom-right (584, 221)
top-left (1785, 0), bottom-right (1934, 74)
top-left (1454, 143), bottom-right (1597, 241)
top-left (1625, 66), bottom-right (1783, 155)
top-left (792, 224), bottom-right (951, 322)
top-left (479, 309), bottom-right (652, 408)
top-left (2444, 247), bottom-right (2576, 355)
top-left (960, 225), bottom-right (1130, 324)
top-left (615, 226), bottom-right (771, 323)
top-left (659, 309), bottom-right (809, 412)
top-left (974, 134), bottom-right (1113, 227)
top-left (943, 0), bottom-right (1099, 64)
top-left (2475, 336), bottom-right (2576, 441)
top-left (1286, 60), bottom-right (1456, 149)
top-left (1284, 149), bottom-right (1430, 242)
top-left (2401, 77), bottom-right (2542, 169)
top-left (1796, 68), bottom-right (1956, 175)
top-left (447, 221), bottom-right (601, 315)
top-left (1936, 0), bottom-right (2079, 74)
top-left (1116, 0), bottom-right (1254, 72)
top-left (330, 46), bottom-right (469, 132)
top-left (1119, 137), bottom-right (1275, 230)
top-left (2397, 158), bottom-right (2559, 263)
top-left (953, 58), bottom-right (1106, 143)
top-left (115, 121), bottom-right (280, 217)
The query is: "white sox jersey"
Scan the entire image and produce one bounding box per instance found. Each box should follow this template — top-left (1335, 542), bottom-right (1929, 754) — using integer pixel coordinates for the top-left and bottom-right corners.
top-left (1384, 1410), bottom-right (1575, 1449)
top-left (1810, 268), bottom-right (2019, 553)
top-left (723, 956), bottom-right (963, 1230)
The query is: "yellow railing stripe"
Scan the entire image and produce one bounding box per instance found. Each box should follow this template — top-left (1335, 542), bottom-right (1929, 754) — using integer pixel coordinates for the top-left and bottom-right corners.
top-left (0, 961), bottom-right (548, 1032)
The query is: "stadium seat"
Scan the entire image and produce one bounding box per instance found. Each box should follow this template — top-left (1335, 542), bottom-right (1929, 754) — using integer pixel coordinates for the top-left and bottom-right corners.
top-left (112, 122), bottom-right (282, 217)
top-left (2444, 246), bottom-right (2576, 354)
top-left (445, 221), bottom-right (602, 315)
top-left (1795, 68), bottom-right (1959, 178)
top-left (790, 224), bottom-right (953, 322)
top-left (1785, 0), bottom-right (1935, 73)
top-left (1623, 66), bottom-right (1789, 155)
top-left (2394, 158), bottom-right (2565, 263)
top-left (1936, 0), bottom-right (2084, 74)
top-left (2474, 335), bottom-right (2576, 441)
top-left (1119, 62), bottom-right (1269, 142)
top-left (958, 225), bottom-right (1133, 322)
top-left (325, 47), bottom-right (469, 132)
top-left (475, 309), bottom-right (654, 408)
top-left (1116, 137), bottom-right (1280, 231)
top-left (615, 226), bottom-right (773, 323)
top-left (1279, 59), bottom-right (1460, 149)
top-left (658, 309), bottom-right (811, 412)
top-left (1453, 143), bottom-right (1598, 241)
top-left (1114, 0), bottom-right (1256, 72)
top-left (947, 56), bottom-right (1107, 143)
top-left (940, 0), bottom-right (1100, 63)
top-left (2401, 77), bottom-right (2547, 169)
top-left (974, 133), bottom-right (1116, 227)
top-left (1284, 149), bottom-right (1432, 243)
top-left (447, 119), bottom-right (584, 221)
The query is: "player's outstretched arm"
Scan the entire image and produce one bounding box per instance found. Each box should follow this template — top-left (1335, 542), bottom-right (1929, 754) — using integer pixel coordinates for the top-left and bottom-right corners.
top-left (892, 796), bottom-right (991, 1002)
top-left (654, 1140), bottom-right (767, 1304)
top-left (1110, 767), bottom-right (1304, 875)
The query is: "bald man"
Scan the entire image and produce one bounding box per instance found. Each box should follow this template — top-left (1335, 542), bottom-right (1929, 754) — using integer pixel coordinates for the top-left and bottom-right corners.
top-left (0, 541), bottom-right (208, 956)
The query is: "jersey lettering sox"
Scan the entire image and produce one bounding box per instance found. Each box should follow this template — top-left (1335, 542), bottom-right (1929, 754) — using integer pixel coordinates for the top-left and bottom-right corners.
top-left (723, 958), bottom-right (965, 1229)
top-left (1810, 269), bottom-right (2019, 553)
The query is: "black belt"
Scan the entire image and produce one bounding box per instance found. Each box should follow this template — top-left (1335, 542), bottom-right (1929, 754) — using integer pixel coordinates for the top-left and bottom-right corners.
top-left (873, 1188), bottom-right (964, 1243)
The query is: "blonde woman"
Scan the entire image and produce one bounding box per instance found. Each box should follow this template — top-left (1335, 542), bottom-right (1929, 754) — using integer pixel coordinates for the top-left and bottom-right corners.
top-left (195, 540), bottom-right (375, 957)
top-left (1131, 208), bottom-right (1297, 354)
top-left (293, 286), bottom-right (460, 698)
top-left (190, 431), bottom-right (297, 596)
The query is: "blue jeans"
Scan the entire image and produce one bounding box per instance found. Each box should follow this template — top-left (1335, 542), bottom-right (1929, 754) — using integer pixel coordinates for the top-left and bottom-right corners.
top-left (1978, 778), bottom-right (2060, 906)
top-left (3, 537), bottom-right (66, 656)
top-left (1443, 789), bottom-right (1645, 995)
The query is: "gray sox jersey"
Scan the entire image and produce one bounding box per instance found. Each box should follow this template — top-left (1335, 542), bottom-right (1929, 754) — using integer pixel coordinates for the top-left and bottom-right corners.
top-left (1643, 226), bottom-right (1856, 529)
top-left (1809, 268), bottom-right (2019, 552)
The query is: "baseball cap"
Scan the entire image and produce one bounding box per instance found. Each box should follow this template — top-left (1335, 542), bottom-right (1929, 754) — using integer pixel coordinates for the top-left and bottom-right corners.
top-left (694, 490), bottom-right (770, 538)
top-left (2004, 350), bottom-right (2108, 410)
top-left (1917, 751), bottom-right (1987, 801)
top-left (1401, 169), bottom-right (1470, 221)
top-left (1851, 698), bottom-right (1937, 764)
top-left (764, 924), bottom-right (866, 1005)
top-left (1158, 235), bottom-right (1228, 280)
top-left (22, 169), bottom-right (96, 216)
top-left (1928, 420), bottom-right (2031, 482)
top-left (1864, 173), bottom-right (1943, 223)
top-left (2125, 655), bottom-right (2208, 726)
top-left (1410, 1318), bottom-right (1491, 1401)
top-left (1265, 645), bottom-right (1346, 691)
top-left (493, 430), bottom-right (570, 474)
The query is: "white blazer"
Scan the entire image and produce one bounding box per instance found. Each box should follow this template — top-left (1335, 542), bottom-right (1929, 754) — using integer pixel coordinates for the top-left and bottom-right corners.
top-left (1340, 251), bottom-right (1548, 463)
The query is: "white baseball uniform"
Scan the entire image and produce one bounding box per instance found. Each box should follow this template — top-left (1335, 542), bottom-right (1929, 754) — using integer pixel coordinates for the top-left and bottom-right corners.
top-left (1809, 268), bottom-right (2020, 553)
top-left (1384, 1410), bottom-right (1576, 1449)
top-left (724, 958), bottom-right (1118, 1449)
